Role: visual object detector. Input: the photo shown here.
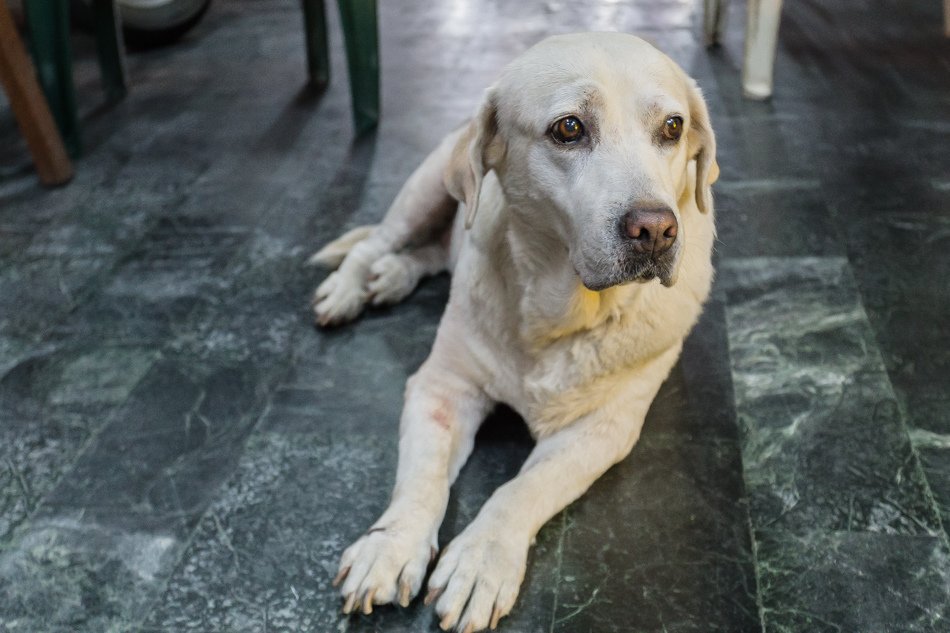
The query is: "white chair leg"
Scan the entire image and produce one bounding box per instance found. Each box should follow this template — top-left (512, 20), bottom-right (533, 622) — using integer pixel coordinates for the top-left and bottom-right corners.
top-left (742, 0), bottom-right (783, 99)
top-left (703, 0), bottom-right (729, 47)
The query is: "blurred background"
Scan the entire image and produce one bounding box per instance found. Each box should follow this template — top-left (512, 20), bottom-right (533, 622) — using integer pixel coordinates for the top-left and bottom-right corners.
top-left (1, 1), bottom-right (949, 631)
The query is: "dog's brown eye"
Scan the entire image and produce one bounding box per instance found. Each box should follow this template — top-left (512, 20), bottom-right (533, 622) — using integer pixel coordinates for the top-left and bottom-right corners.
top-left (662, 115), bottom-right (684, 142)
top-left (551, 116), bottom-right (584, 144)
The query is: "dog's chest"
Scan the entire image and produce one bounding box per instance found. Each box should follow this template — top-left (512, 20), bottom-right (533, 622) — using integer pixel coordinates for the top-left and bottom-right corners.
top-left (468, 279), bottom-right (702, 435)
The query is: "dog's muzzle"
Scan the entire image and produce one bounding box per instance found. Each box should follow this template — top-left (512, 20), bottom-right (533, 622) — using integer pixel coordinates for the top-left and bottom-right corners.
top-left (617, 205), bottom-right (679, 286)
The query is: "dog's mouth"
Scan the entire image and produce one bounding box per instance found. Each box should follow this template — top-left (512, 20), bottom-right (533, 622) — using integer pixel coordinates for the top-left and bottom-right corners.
top-left (577, 249), bottom-right (678, 291)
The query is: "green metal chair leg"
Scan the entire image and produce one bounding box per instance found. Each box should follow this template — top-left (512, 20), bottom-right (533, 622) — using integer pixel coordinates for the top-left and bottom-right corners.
top-left (336, 0), bottom-right (379, 134)
top-left (23, 0), bottom-right (81, 156)
top-left (92, 0), bottom-right (127, 102)
top-left (301, 0), bottom-right (330, 89)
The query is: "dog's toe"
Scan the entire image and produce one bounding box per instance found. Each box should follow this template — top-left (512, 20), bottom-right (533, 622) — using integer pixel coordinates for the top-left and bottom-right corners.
top-left (428, 523), bottom-right (527, 632)
top-left (336, 526), bottom-right (435, 612)
top-left (312, 273), bottom-right (368, 326)
top-left (367, 254), bottom-right (416, 306)
top-left (313, 272), bottom-right (339, 303)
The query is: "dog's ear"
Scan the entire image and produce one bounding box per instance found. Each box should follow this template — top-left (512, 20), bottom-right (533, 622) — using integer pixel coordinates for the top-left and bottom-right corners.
top-left (686, 81), bottom-right (718, 214)
top-left (444, 91), bottom-right (504, 228)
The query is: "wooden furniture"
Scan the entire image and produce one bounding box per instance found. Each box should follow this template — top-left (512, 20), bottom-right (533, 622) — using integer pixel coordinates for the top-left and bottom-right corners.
top-left (0, 0), bottom-right (73, 185)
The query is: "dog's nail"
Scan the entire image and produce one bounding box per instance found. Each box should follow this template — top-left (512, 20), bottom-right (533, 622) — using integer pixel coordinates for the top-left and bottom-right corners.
top-left (332, 566), bottom-right (350, 587)
top-left (424, 587), bottom-right (442, 606)
top-left (439, 613), bottom-right (455, 631)
top-left (461, 623), bottom-right (474, 633)
top-left (342, 593), bottom-right (357, 614)
top-left (430, 546), bottom-right (438, 563)
top-left (490, 606), bottom-right (502, 630)
top-left (362, 588), bottom-right (375, 614)
top-left (398, 581), bottom-right (412, 607)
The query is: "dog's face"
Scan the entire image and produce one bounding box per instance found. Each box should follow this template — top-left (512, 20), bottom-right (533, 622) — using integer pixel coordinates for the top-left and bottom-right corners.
top-left (446, 33), bottom-right (718, 290)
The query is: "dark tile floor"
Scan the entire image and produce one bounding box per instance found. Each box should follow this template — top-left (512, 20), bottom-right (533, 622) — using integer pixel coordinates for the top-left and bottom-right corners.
top-left (1, 0), bottom-right (949, 631)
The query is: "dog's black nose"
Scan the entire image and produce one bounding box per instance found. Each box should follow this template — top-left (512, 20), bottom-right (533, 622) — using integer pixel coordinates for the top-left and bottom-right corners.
top-left (622, 206), bottom-right (678, 256)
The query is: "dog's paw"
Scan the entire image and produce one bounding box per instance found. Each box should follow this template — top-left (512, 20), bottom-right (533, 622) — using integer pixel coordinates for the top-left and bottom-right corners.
top-left (426, 522), bottom-right (528, 632)
top-left (367, 254), bottom-right (417, 306)
top-left (335, 524), bottom-right (437, 614)
top-left (312, 271), bottom-right (368, 327)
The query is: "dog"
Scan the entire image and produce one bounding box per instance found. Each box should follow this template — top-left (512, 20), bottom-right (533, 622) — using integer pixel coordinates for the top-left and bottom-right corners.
top-left (309, 32), bottom-right (718, 632)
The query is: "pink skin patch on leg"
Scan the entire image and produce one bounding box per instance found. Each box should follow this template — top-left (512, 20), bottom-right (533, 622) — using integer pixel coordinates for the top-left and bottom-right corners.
top-left (431, 401), bottom-right (452, 430)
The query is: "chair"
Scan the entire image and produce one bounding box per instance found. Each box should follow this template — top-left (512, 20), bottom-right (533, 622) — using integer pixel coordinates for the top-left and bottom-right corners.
top-left (704, 0), bottom-right (783, 100)
top-left (302, 0), bottom-right (379, 134)
top-left (705, 0), bottom-right (950, 100)
top-left (22, 0), bottom-right (126, 156)
top-left (21, 0), bottom-right (379, 151)
top-left (0, 0), bottom-right (73, 185)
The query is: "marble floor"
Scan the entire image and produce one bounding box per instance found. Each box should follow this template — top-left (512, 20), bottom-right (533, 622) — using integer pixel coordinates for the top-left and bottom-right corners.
top-left (1, 0), bottom-right (949, 631)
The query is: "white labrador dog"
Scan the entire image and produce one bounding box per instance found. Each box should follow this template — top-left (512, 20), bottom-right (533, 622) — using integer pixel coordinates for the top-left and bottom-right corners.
top-left (310, 32), bottom-right (718, 632)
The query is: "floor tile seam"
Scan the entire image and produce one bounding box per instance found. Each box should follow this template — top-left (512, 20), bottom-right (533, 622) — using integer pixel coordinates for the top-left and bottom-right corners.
top-left (753, 525), bottom-right (950, 542)
top-left (547, 512), bottom-right (570, 633)
top-left (128, 352), bottom-right (308, 633)
top-left (634, 430), bottom-right (743, 447)
top-left (887, 386), bottom-right (950, 550)
top-left (716, 264), bottom-right (769, 633)
top-left (834, 257), bottom-right (950, 550)
top-left (715, 178), bottom-right (823, 193)
top-left (0, 352), bottom-right (162, 549)
top-left (908, 428), bottom-right (950, 450)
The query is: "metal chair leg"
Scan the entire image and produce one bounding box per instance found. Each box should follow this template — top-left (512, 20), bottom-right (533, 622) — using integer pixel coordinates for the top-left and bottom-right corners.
top-left (301, 0), bottom-right (330, 89)
top-left (336, 0), bottom-right (379, 134)
top-left (703, 0), bottom-right (729, 47)
top-left (23, 0), bottom-right (81, 156)
top-left (93, 0), bottom-right (127, 102)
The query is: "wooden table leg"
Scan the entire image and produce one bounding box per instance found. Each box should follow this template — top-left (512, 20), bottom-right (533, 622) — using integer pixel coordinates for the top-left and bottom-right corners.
top-left (0, 1), bottom-right (74, 186)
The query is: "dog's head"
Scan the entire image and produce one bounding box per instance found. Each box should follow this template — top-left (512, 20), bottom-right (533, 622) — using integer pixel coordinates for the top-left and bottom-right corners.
top-left (445, 32), bottom-right (718, 290)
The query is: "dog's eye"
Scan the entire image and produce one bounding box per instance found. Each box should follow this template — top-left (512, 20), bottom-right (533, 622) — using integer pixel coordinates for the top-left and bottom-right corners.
top-left (662, 115), bottom-right (684, 142)
top-left (551, 116), bottom-right (585, 144)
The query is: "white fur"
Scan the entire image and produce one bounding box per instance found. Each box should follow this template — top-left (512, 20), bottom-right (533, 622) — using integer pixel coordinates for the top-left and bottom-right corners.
top-left (316, 33), bottom-right (719, 632)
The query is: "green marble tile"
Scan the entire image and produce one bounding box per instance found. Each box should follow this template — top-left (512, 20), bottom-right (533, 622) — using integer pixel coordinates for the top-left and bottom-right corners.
top-left (0, 345), bottom-right (157, 540)
top-left (722, 257), bottom-right (941, 535)
top-left (756, 531), bottom-right (950, 633)
top-left (547, 435), bottom-right (760, 633)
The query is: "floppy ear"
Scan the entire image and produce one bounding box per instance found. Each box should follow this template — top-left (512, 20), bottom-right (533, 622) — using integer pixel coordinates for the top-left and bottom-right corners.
top-left (686, 81), bottom-right (718, 214)
top-left (443, 91), bottom-right (504, 228)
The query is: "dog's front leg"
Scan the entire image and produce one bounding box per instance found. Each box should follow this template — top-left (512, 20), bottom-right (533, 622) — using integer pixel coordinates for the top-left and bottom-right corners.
top-left (425, 420), bottom-right (635, 631)
top-left (335, 361), bottom-right (491, 614)
top-left (428, 349), bottom-right (678, 632)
